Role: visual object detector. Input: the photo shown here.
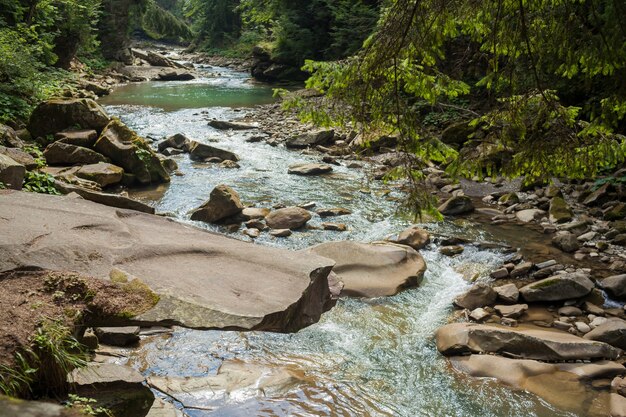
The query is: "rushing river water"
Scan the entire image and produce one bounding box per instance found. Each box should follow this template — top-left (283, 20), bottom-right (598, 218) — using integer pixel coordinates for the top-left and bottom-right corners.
top-left (101, 67), bottom-right (581, 417)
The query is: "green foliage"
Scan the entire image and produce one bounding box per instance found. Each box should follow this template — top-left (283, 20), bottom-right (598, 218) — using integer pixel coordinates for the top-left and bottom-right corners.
top-left (293, 0), bottom-right (626, 212)
top-left (0, 353), bottom-right (37, 398)
top-left (23, 145), bottom-right (47, 169)
top-left (138, 0), bottom-right (193, 43)
top-left (0, 182), bottom-right (6, 189)
top-left (23, 172), bottom-right (60, 195)
top-left (66, 394), bottom-right (112, 417)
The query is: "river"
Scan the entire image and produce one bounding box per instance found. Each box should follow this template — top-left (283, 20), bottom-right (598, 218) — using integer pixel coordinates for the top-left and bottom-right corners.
top-left (99, 67), bottom-right (579, 417)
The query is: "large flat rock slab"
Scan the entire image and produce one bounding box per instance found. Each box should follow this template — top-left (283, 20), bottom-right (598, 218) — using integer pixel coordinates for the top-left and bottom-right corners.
top-left (0, 191), bottom-right (335, 332)
top-left (436, 323), bottom-right (621, 361)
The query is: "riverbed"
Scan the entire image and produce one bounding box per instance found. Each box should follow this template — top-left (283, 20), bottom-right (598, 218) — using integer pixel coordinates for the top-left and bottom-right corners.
top-left (99, 66), bottom-right (581, 417)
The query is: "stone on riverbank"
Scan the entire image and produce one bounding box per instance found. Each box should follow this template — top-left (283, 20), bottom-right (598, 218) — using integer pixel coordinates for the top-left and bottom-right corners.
top-left (44, 142), bottom-right (108, 166)
top-left (208, 120), bottom-right (257, 130)
top-left (438, 195), bottom-right (474, 215)
top-left (0, 154), bottom-right (25, 189)
top-left (584, 319), bottom-right (626, 350)
top-left (190, 184), bottom-right (243, 224)
top-left (391, 226), bottom-right (430, 250)
top-left (95, 119), bottom-right (170, 185)
top-left (0, 124), bottom-right (24, 148)
top-left (0, 191), bottom-right (336, 331)
top-left (187, 140), bottom-right (239, 162)
top-left (94, 326), bottom-right (140, 347)
top-left (28, 98), bottom-right (110, 139)
top-left (552, 231), bottom-right (580, 253)
top-left (519, 272), bottom-right (594, 302)
top-left (454, 283), bottom-right (497, 310)
top-left (306, 241), bottom-right (427, 298)
top-left (0, 146), bottom-right (37, 170)
top-left (286, 129), bottom-right (334, 148)
top-left (265, 207), bottom-right (312, 230)
top-left (436, 323), bottom-right (621, 361)
top-left (599, 274), bottom-right (626, 300)
top-left (55, 182), bottom-right (155, 214)
top-left (157, 133), bottom-right (190, 153)
top-left (75, 162), bottom-right (124, 187)
top-left (549, 197), bottom-right (574, 224)
top-left (68, 363), bottom-right (154, 417)
top-left (55, 129), bottom-right (99, 148)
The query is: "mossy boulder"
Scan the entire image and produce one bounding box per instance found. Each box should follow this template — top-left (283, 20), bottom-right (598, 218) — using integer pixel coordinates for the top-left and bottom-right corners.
top-left (28, 99), bottom-right (110, 139)
top-left (549, 197), bottom-right (573, 224)
top-left (605, 203), bottom-right (626, 221)
top-left (94, 119), bottom-right (169, 185)
top-left (498, 192), bottom-right (520, 205)
top-left (519, 272), bottom-right (594, 302)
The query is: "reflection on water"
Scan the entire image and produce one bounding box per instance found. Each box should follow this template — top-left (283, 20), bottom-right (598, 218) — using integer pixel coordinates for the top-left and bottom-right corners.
top-left (102, 72), bottom-right (583, 417)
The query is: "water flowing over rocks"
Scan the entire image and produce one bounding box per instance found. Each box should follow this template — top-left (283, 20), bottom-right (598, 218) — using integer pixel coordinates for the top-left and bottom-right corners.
top-left (306, 241), bottom-right (427, 298)
top-left (0, 191), bottom-right (336, 332)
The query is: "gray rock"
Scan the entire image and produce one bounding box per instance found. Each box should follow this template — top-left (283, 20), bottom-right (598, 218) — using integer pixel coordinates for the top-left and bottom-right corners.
top-left (454, 283), bottom-right (497, 310)
top-left (187, 140), bottom-right (239, 162)
top-left (0, 145), bottom-right (38, 170)
top-left (494, 283), bottom-right (519, 303)
top-left (599, 274), bottom-right (626, 300)
top-left (549, 197), bottom-right (573, 224)
top-left (270, 229), bottom-right (292, 238)
top-left (266, 207), bottom-right (312, 230)
top-left (392, 226), bottom-right (430, 250)
top-left (438, 195), bottom-right (474, 216)
top-left (288, 163), bottom-right (333, 176)
top-left (209, 120), bottom-right (257, 130)
top-left (190, 184), bottom-right (244, 224)
top-left (440, 245), bottom-right (464, 256)
top-left (75, 162), bottom-right (124, 187)
top-left (520, 272), bottom-right (595, 302)
top-left (490, 268), bottom-right (509, 279)
top-left (316, 207), bottom-right (351, 217)
top-left (558, 306), bottom-right (583, 316)
top-left (510, 261), bottom-right (533, 278)
top-left (436, 323), bottom-right (621, 361)
top-left (94, 326), bottom-right (140, 346)
top-left (55, 129), bottom-right (98, 148)
top-left (68, 363), bottom-right (154, 417)
top-left (584, 319), bottom-right (626, 350)
top-left (495, 304), bottom-right (528, 318)
top-left (552, 231), bottom-right (580, 253)
top-left (44, 142), bottom-right (108, 165)
top-left (27, 98), bottom-right (110, 139)
top-left (516, 209), bottom-right (545, 223)
top-left (0, 124), bottom-right (25, 148)
top-left (307, 241), bottom-right (427, 298)
top-left (470, 308), bottom-right (491, 322)
top-left (157, 133), bottom-right (190, 152)
top-left (0, 154), bottom-right (25, 189)
top-left (286, 129), bottom-right (334, 148)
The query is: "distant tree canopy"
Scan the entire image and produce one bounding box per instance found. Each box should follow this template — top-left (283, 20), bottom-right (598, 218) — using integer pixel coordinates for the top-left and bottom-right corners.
top-left (184, 0), bottom-right (381, 65)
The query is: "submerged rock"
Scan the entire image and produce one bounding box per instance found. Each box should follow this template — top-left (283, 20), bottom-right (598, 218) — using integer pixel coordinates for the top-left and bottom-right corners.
top-left (0, 191), bottom-right (335, 331)
top-left (288, 163), bottom-right (333, 176)
top-left (436, 323), bottom-right (621, 361)
top-left (190, 184), bottom-right (244, 224)
top-left (306, 241), bottom-right (427, 298)
top-left (28, 98), bottom-right (110, 139)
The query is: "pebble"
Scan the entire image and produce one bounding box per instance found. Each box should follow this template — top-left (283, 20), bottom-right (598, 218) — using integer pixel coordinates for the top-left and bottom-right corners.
top-left (575, 322), bottom-right (591, 333)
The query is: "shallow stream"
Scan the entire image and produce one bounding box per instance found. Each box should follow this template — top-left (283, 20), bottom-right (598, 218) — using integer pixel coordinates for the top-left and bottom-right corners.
top-left (101, 67), bottom-right (581, 417)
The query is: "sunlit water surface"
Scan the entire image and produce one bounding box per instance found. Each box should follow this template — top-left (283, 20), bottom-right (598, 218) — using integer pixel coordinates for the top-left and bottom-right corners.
top-left (101, 67), bottom-right (581, 417)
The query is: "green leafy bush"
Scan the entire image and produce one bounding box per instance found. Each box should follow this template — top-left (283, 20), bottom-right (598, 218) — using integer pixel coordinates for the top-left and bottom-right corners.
top-left (23, 172), bottom-right (60, 195)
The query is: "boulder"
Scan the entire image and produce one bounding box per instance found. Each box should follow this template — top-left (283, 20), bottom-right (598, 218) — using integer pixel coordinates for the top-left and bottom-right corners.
top-left (266, 207), bottom-right (312, 230)
top-left (286, 129), bottom-right (334, 148)
top-left (43, 142), bottom-right (108, 166)
top-left (584, 319), bottom-right (626, 350)
top-left (156, 70), bottom-right (195, 81)
top-left (583, 182), bottom-right (612, 206)
top-left (0, 191), bottom-right (336, 331)
top-left (0, 154), bottom-right (25, 189)
top-left (520, 272), bottom-right (594, 302)
top-left (68, 363), bottom-right (154, 417)
top-left (552, 231), bottom-right (580, 253)
top-left (288, 163), bottom-right (333, 176)
top-left (0, 146), bottom-right (37, 170)
top-left (549, 197), bottom-right (573, 224)
top-left (494, 283), bottom-right (519, 303)
top-left (94, 119), bottom-right (169, 185)
top-left (606, 203), bottom-right (626, 221)
top-left (241, 207), bottom-right (270, 220)
top-left (599, 274), bottom-right (626, 300)
top-left (0, 124), bottom-right (24, 148)
top-left (54, 129), bottom-right (98, 148)
top-left (75, 162), bottom-right (124, 187)
top-left (94, 326), bottom-right (140, 347)
top-left (436, 323), bottom-right (621, 361)
top-left (454, 283), bottom-right (497, 310)
top-left (157, 133), bottom-right (190, 153)
top-left (208, 120), bottom-right (257, 130)
top-left (28, 98), bottom-right (110, 139)
top-left (131, 49), bottom-right (186, 69)
top-left (438, 195), bottom-right (474, 215)
top-left (190, 184), bottom-right (244, 224)
top-left (187, 140), bottom-right (239, 162)
top-left (516, 209), bottom-right (545, 223)
top-left (392, 226), bottom-right (430, 250)
top-left (307, 241), bottom-right (427, 298)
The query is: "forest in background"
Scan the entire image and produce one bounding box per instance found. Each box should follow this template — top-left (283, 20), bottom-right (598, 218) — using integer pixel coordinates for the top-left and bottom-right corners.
top-left (0, 0), bottom-right (625, 198)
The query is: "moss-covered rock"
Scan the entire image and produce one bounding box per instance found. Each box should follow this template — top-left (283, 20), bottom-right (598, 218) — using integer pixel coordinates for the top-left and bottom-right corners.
top-left (549, 196), bottom-right (573, 224)
top-left (94, 119), bottom-right (169, 185)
